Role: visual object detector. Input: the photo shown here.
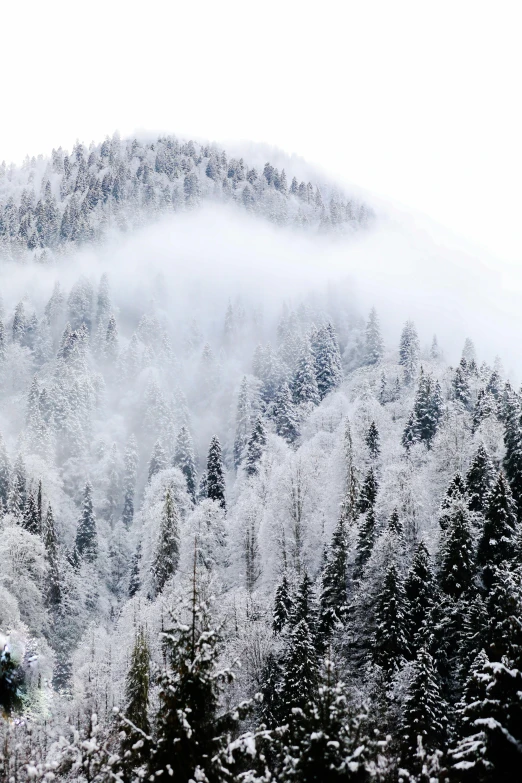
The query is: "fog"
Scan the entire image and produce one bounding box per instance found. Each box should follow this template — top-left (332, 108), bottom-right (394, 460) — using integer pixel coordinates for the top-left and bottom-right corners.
top-left (2, 201), bottom-right (519, 381)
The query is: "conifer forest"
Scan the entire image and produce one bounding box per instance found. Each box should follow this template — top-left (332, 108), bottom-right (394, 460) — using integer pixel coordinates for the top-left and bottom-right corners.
top-left (1, 133), bottom-right (522, 782)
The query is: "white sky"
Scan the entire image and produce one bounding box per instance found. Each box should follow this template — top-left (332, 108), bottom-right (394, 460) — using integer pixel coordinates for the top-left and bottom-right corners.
top-left (1, 0), bottom-right (520, 263)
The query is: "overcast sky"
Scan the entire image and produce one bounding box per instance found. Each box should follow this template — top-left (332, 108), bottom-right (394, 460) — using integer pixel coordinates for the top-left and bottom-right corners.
top-left (1, 0), bottom-right (520, 263)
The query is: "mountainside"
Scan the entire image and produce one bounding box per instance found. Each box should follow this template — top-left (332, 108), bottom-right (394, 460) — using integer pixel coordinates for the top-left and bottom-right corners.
top-left (0, 133), bottom-right (372, 262)
top-left (1, 135), bottom-right (522, 783)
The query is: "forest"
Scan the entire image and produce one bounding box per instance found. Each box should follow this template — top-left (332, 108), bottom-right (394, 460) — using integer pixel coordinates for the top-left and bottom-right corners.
top-left (1, 135), bottom-right (521, 783)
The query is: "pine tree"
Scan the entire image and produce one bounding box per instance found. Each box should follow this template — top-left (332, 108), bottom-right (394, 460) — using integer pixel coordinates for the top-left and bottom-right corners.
top-left (0, 433), bottom-right (10, 511)
top-left (438, 501), bottom-right (475, 599)
top-left (174, 425), bottom-right (197, 502)
top-left (280, 618), bottom-right (318, 720)
top-left (357, 467), bottom-right (378, 514)
top-left (472, 389), bottom-right (497, 432)
top-left (354, 506), bottom-right (377, 578)
top-left (124, 627), bottom-right (150, 737)
top-left (405, 541), bottom-right (437, 655)
top-left (466, 444), bottom-right (496, 513)
top-left (292, 339), bottom-right (320, 407)
top-left (43, 503), bottom-right (61, 609)
top-left (373, 562), bottom-right (409, 673)
top-left (503, 407), bottom-right (522, 516)
top-left (402, 411), bottom-right (419, 451)
top-left (233, 376), bottom-right (250, 468)
top-left (152, 589), bottom-right (235, 782)
top-left (122, 435), bottom-right (138, 528)
top-left (245, 415), bottom-right (267, 476)
top-left (292, 571), bottom-right (317, 630)
top-left (399, 320), bottom-right (420, 384)
top-left (148, 439), bottom-right (167, 482)
top-left (312, 323), bottom-right (343, 399)
top-left (365, 421), bottom-right (380, 459)
top-left (364, 307), bottom-right (384, 365)
top-left (206, 436), bottom-right (226, 510)
top-left (477, 472), bottom-right (518, 590)
top-left (152, 488), bottom-right (180, 596)
top-left (22, 491), bottom-right (40, 535)
top-left (274, 381), bottom-right (300, 444)
top-left (452, 647), bottom-right (522, 780)
top-left (439, 473), bottom-right (468, 531)
top-left (452, 364), bottom-right (472, 410)
top-left (401, 647), bottom-right (448, 770)
top-left (75, 482), bottom-right (97, 562)
top-left (273, 574), bottom-right (293, 634)
top-left (128, 542), bottom-right (142, 597)
top-left (318, 515), bottom-right (348, 643)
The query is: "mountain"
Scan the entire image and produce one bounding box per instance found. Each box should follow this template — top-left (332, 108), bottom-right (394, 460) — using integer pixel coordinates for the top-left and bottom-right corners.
top-left (0, 134), bottom-right (521, 783)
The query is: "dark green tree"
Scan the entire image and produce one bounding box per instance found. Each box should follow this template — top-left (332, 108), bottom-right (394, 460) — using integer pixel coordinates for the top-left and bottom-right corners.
top-left (151, 488), bottom-right (180, 596)
top-left (438, 502), bottom-right (475, 599)
top-left (477, 472), bottom-right (517, 590)
top-left (174, 425), bottom-right (198, 502)
top-left (75, 482), bottom-right (97, 562)
top-left (245, 415), bottom-right (267, 477)
top-left (373, 562), bottom-right (409, 674)
top-left (206, 435), bottom-right (226, 510)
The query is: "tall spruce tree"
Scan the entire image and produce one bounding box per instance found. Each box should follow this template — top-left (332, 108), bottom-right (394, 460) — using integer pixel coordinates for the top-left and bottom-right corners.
top-left (477, 472), bottom-right (517, 590)
top-left (318, 515), bottom-right (348, 644)
top-left (373, 562), bottom-right (409, 674)
top-left (399, 320), bottom-right (420, 385)
top-left (292, 339), bottom-right (320, 407)
top-left (43, 503), bottom-right (61, 609)
top-left (152, 588), bottom-right (235, 782)
top-left (405, 541), bottom-right (437, 656)
top-left (357, 467), bottom-right (378, 514)
top-left (174, 425), bottom-right (197, 502)
top-left (280, 618), bottom-right (318, 720)
top-left (75, 482), bottom-right (97, 562)
top-left (206, 435), bottom-right (226, 510)
top-left (245, 415), bottom-right (267, 477)
top-left (354, 506), bottom-right (377, 578)
top-left (233, 376), bottom-right (250, 468)
top-left (365, 421), bottom-right (380, 460)
top-left (312, 322), bottom-right (343, 399)
top-left (438, 501), bottom-right (475, 599)
top-left (364, 307), bottom-right (384, 365)
top-left (274, 381), bottom-right (300, 444)
top-left (148, 440), bottom-right (167, 482)
top-left (400, 647), bottom-right (448, 771)
top-left (124, 626), bottom-right (150, 737)
top-left (466, 443), bottom-right (496, 514)
top-left (273, 574), bottom-right (293, 635)
top-left (152, 488), bottom-right (180, 596)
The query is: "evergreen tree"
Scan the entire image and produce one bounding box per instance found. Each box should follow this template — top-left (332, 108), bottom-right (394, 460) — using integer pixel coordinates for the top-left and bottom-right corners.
top-left (364, 307), bottom-right (384, 365)
top-left (354, 506), bottom-right (377, 578)
top-left (411, 370), bottom-right (444, 446)
top-left (245, 415), bottom-right (267, 477)
top-left (233, 376), bottom-right (250, 468)
top-left (401, 647), bottom-right (448, 771)
top-left (22, 490), bottom-right (40, 535)
top-left (318, 515), bottom-right (349, 644)
top-left (273, 574), bottom-right (293, 634)
top-left (439, 473), bottom-right (468, 531)
top-left (124, 626), bottom-right (150, 737)
top-left (280, 618), bottom-right (318, 720)
top-left (274, 381), bottom-right (300, 444)
top-left (365, 421), bottom-right (380, 459)
top-left (122, 435), bottom-right (138, 528)
top-left (466, 444), bottom-right (496, 514)
top-left (152, 593), bottom-right (235, 782)
top-left (148, 439), bottom-right (167, 482)
top-left (452, 646), bottom-right (522, 781)
top-left (373, 562), bottom-right (409, 673)
top-left (357, 467), bottom-right (378, 514)
top-left (206, 435), bottom-right (226, 510)
top-left (399, 320), bottom-right (420, 384)
top-left (312, 323), bottom-right (343, 399)
top-left (174, 425), bottom-right (197, 502)
top-left (0, 432), bottom-right (10, 511)
top-left (292, 339), bottom-right (320, 407)
top-left (75, 482), bottom-right (97, 562)
top-left (43, 503), bottom-right (61, 609)
top-left (128, 542), bottom-right (142, 597)
top-left (405, 541), bottom-right (437, 655)
top-left (452, 364), bottom-right (472, 410)
top-left (477, 472), bottom-right (518, 590)
top-left (438, 501), bottom-right (475, 599)
top-left (152, 488), bottom-right (180, 596)
top-left (402, 411), bottom-right (419, 451)
top-left (503, 408), bottom-right (522, 516)
top-left (292, 571), bottom-right (317, 630)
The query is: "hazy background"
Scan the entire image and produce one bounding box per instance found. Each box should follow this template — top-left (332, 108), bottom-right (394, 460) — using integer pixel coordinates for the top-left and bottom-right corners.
top-left (1, 0), bottom-right (520, 265)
